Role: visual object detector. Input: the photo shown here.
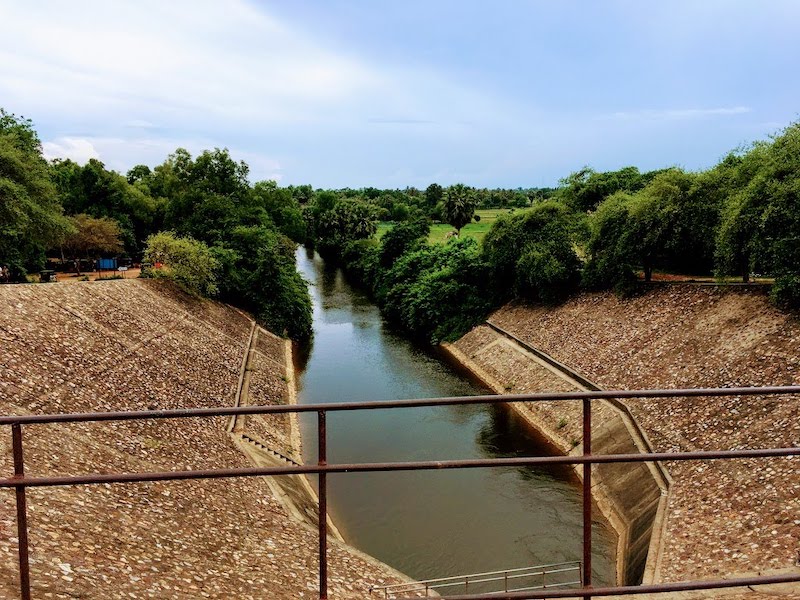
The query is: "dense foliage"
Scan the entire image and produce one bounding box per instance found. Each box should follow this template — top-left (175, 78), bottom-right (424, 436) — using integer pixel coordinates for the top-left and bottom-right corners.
top-left (0, 110), bottom-right (312, 339)
top-left (2, 106), bottom-right (799, 344)
top-left (53, 158), bottom-right (164, 257)
top-left (311, 122), bottom-right (800, 342)
top-left (133, 148), bottom-right (313, 339)
top-left (143, 231), bottom-right (219, 297)
top-left (483, 202), bottom-right (581, 303)
top-left (212, 225), bottom-right (312, 339)
top-left (714, 125), bottom-right (800, 305)
top-left (311, 196), bottom-right (378, 259)
top-left (378, 238), bottom-right (493, 342)
top-left (0, 110), bottom-right (70, 280)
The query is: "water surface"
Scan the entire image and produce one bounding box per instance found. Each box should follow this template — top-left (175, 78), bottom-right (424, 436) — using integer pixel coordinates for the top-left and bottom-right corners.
top-left (295, 248), bottom-right (615, 587)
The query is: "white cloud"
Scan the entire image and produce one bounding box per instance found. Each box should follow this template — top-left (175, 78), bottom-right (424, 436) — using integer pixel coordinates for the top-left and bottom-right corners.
top-left (0, 0), bottom-right (528, 183)
top-left (42, 137), bottom-right (100, 163)
top-left (0, 0), bottom-right (393, 127)
top-left (609, 106), bottom-right (752, 121)
top-left (1, 1), bottom-right (524, 128)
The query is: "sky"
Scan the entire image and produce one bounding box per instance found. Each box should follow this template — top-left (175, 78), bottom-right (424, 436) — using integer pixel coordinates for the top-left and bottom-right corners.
top-left (1, 0), bottom-right (798, 188)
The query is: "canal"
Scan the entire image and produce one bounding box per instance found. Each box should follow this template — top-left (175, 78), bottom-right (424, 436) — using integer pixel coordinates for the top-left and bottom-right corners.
top-left (295, 248), bottom-right (615, 589)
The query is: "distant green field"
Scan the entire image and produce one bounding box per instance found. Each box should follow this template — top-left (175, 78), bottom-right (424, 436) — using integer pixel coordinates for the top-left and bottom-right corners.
top-left (376, 208), bottom-right (518, 244)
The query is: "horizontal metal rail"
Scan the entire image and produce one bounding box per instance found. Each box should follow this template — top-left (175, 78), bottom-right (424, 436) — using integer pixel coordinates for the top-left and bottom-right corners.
top-left (2, 385), bottom-right (798, 425)
top-left (373, 561), bottom-right (582, 597)
top-left (3, 385), bottom-right (800, 600)
top-left (413, 571), bottom-right (800, 599)
top-left (0, 446), bottom-right (797, 488)
top-left (374, 562), bottom-right (579, 589)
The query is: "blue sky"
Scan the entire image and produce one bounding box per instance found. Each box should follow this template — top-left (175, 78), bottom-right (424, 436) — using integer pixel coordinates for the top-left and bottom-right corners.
top-left (1, 0), bottom-right (798, 188)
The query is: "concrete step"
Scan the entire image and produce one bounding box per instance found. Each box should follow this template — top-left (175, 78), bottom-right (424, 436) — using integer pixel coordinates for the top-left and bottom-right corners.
top-left (241, 433), bottom-right (301, 467)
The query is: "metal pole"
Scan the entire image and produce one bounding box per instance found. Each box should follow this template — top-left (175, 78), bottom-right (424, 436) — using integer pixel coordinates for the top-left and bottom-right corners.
top-left (582, 398), bottom-right (592, 599)
top-left (12, 424), bottom-right (31, 600)
top-left (318, 411), bottom-right (328, 600)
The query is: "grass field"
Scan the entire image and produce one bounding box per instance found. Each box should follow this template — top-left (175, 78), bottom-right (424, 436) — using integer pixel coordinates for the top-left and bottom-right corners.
top-left (376, 208), bottom-right (517, 244)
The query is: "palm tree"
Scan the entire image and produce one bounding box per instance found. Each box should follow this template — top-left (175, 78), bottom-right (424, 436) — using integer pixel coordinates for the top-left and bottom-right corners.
top-left (442, 183), bottom-right (477, 236)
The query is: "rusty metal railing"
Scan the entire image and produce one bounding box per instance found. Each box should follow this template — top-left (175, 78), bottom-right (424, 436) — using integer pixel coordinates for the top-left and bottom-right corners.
top-left (2, 386), bottom-right (800, 600)
top-left (370, 560), bottom-right (582, 597)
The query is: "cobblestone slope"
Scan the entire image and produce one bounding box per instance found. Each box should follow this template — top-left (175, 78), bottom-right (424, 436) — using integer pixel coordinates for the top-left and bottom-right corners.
top-left (0, 279), bottom-right (412, 599)
top-left (475, 286), bottom-right (799, 587)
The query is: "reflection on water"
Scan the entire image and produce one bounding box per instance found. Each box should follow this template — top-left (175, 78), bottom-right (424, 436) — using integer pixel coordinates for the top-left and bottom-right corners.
top-left (294, 247), bottom-right (614, 586)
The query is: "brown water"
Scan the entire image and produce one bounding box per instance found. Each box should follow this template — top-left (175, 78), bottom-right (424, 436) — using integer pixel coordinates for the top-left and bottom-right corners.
top-left (295, 247), bottom-right (615, 588)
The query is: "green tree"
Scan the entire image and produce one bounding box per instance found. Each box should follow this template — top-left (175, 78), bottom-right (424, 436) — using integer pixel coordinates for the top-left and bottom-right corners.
top-left (715, 139), bottom-right (779, 282)
top-left (583, 168), bottom-right (722, 289)
top-left (62, 214), bottom-right (124, 274)
top-left (143, 231), bottom-right (219, 297)
top-left (287, 184), bottom-right (314, 205)
top-left (126, 164), bottom-right (152, 184)
top-left (424, 183), bottom-right (444, 215)
top-left (442, 183), bottom-right (477, 236)
top-left (715, 123), bottom-right (800, 305)
top-left (554, 166), bottom-right (661, 213)
top-left (314, 197), bottom-right (378, 258)
top-left (52, 158), bottom-right (163, 257)
top-left (624, 169), bottom-right (714, 280)
top-left (483, 201), bottom-right (581, 303)
top-left (378, 238), bottom-right (493, 342)
top-left (252, 180), bottom-right (306, 242)
top-left (0, 109), bottom-right (70, 279)
top-left (213, 226), bottom-right (312, 339)
top-left (162, 148), bottom-right (256, 244)
top-left (378, 218), bottom-right (430, 268)
top-left (581, 192), bottom-right (638, 294)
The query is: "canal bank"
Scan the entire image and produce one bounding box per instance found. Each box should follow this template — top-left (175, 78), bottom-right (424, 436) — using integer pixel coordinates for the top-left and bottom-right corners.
top-left (441, 332), bottom-right (670, 587)
top-left (293, 248), bottom-right (617, 589)
top-left (450, 288), bottom-right (800, 595)
top-left (0, 278), bottom-right (420, 599)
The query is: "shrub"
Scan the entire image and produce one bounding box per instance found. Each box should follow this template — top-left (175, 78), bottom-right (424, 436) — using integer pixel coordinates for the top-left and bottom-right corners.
top-left (379, 238), bottom-right (493, 342)
top-left (143, 231), bottom-right (219, 297)
top-left (771, 275), bottom-right (800, 310)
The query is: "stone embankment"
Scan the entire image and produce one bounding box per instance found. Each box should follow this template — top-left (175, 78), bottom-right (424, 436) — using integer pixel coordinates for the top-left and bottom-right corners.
top-left (448, 285), bottom-right (800, 599)
top-left (0, 279), bottom-right (416, 598)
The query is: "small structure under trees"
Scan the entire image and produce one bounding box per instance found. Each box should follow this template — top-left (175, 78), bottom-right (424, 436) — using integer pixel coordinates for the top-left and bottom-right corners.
top-left (61, 214), bottom-right (124, 275)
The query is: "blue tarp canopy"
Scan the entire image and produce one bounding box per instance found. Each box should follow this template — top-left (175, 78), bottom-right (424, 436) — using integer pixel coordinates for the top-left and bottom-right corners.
top-left (96, 258), bottom-right (116, 270)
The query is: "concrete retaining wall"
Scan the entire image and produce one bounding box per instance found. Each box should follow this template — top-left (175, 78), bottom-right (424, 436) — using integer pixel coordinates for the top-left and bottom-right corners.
top-left (443, 323), bottom-right (672, 586)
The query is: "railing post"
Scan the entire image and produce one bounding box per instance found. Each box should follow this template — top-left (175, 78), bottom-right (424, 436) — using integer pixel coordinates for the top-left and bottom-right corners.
top-left (318, 410), bottom-right (328, 600)
top-left (582, 397), bottom-right (592, 599)
top-left (12, 424), bottom-right (31, 600)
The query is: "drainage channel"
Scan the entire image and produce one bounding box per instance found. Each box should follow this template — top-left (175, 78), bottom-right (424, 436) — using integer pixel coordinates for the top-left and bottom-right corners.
top-left (294, 247), bottom-right (616, 587)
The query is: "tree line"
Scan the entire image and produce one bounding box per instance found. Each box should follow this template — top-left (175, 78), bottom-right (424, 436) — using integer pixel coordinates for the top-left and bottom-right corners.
top-left (2, 106), bottom-right (798, 343)
top-left (304, 121), bottom-right (800, 342)
top-left (0, 109), bottom-right (312, 339)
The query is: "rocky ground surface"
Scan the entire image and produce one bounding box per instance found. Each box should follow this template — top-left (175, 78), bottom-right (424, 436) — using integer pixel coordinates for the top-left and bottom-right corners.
top-left (0, 279), bottom-right (415, 599)
top-left (463, 286), bottom-right (799, 590)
